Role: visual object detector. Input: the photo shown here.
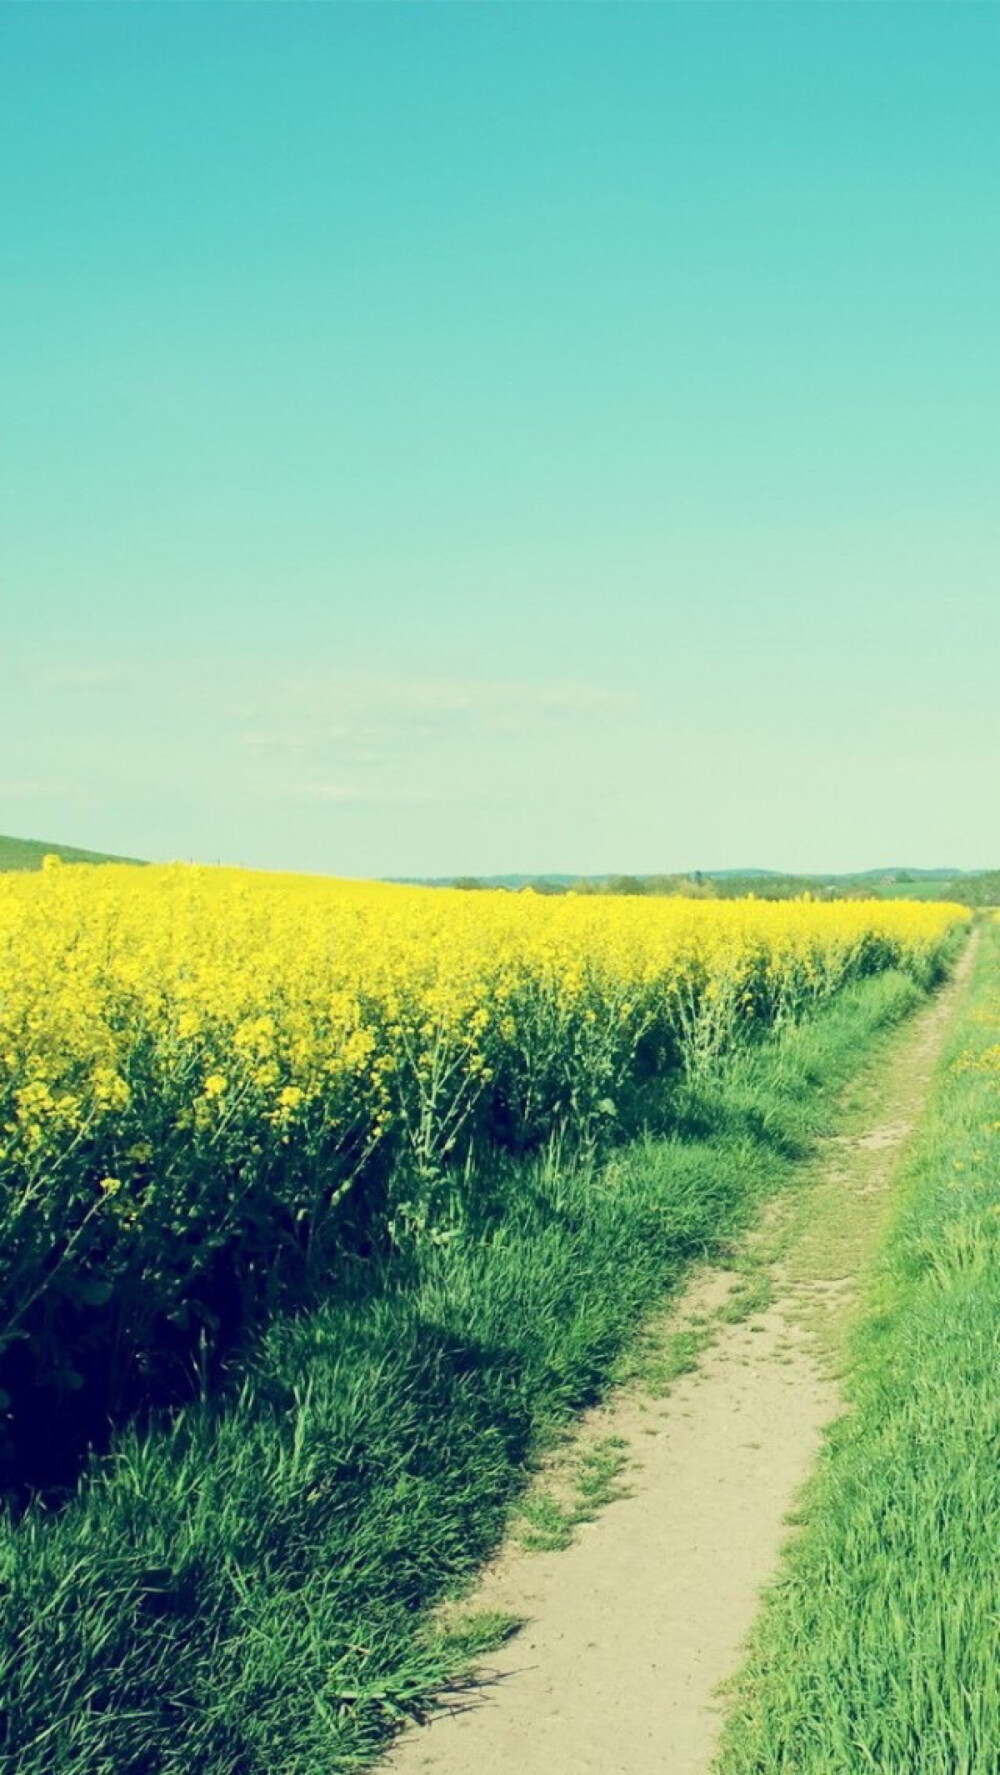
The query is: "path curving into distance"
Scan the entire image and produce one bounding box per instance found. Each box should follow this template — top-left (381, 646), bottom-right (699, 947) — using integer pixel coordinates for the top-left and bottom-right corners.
top-left (380, 935), bottom-right (977, 1775)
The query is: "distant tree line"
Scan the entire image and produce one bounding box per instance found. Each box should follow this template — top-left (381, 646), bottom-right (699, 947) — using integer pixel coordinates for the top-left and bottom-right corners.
top-left (954, 872), bottom-right (1000, 907)
top-left (449, 871), bottom-right (1000, 906)
top-left (449, 873), bottom-right (831, 899)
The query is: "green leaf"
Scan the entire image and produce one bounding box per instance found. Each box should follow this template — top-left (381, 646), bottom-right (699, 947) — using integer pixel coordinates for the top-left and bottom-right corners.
top-left (69, 1276), bottom-right (114, 1308)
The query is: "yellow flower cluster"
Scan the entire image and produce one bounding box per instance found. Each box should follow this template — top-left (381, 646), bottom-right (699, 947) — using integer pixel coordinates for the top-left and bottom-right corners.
top-left (0, 864), bottom-right (966, 1386)
top-left (0, 864), bottom-right (966, 1179)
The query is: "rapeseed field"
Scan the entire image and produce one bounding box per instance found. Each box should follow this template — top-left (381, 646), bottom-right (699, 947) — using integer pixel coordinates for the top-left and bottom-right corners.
top-left (0, 860), bottom-right (963, 1474)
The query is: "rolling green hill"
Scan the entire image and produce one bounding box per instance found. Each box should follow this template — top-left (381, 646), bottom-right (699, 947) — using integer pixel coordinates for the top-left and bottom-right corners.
top-left (0, 834), bottom-right (142, 872)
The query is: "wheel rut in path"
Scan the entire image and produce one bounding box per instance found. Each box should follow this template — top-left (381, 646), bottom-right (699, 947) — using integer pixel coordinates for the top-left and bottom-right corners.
top-left (381, 941), bottom-right (976, 1775)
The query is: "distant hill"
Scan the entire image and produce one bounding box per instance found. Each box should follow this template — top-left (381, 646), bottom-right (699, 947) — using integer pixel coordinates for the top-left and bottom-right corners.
top-left (2, 840), bottom-right (989, 901)
top-left (0, 834), bottom-right (142, 872)
top-left (406, 867), bottom-right (996, 905)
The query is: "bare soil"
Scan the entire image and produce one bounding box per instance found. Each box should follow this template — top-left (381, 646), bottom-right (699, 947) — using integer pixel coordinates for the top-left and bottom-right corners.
top-left (381, 943), bottom-right (975, 1775)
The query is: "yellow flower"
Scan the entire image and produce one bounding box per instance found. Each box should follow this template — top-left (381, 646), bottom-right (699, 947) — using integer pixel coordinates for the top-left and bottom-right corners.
top-left (0, 858), bottom-right (967, 1226)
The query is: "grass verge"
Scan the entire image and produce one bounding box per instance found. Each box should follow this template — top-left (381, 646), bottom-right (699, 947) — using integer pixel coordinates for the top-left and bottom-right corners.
top-left (717, 922), bottom-right (1000, 1775)
top-left (0, 963), bottom-right (942, 1775)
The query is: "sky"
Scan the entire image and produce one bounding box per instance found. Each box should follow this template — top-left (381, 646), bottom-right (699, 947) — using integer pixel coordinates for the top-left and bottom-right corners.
top-left (2, 3), bottom-right (998, 878)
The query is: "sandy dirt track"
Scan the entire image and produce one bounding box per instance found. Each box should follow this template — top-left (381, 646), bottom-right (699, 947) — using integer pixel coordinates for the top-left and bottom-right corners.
top-left (381, 940), bottom-right (975, 1775)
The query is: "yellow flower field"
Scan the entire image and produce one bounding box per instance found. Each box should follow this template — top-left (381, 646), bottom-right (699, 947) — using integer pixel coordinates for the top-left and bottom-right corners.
top-left (0, 862), bottom-right (966, 1418)
top-left (0, 863), bottom-right (965, 1181)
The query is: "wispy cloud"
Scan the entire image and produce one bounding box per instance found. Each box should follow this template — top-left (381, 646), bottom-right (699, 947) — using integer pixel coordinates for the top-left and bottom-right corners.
top-left (15, 662), bottom-right (635, 828)
top-left (224, 672), bottom-right (636, 785)
top-left (29, 659), bottom-right (632, 727)
top-left (243, 672), bottom-right (635, 743)
top-left (343, 676), bottom-right (633, 720)
top-left (0, 780), bottom-right (73, 798)
top-left (285, 780), bottom-right (515, 810)
top-left (238, 730), bottom-right (311, 755)
top-left (286, 783), bottom-right (370, 805)
top-left (34, 666), bottom-right (132, 693)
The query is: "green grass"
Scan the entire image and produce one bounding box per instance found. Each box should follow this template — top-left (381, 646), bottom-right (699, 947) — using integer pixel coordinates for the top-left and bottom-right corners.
top-left (0, 833), bottom-right (142, 871)
top-left (0, 962), bottom-right (943, 1775)
top-left (717, 920), bottom-right (1000, 1775)
top-left (515, 1435), bottom-right (632, 1552)
top-left (869, 877), bottom-right (964, 900)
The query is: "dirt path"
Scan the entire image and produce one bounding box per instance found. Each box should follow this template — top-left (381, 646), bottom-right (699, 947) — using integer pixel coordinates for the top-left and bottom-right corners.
top-left (382, 941), bottom-right (976, 1775)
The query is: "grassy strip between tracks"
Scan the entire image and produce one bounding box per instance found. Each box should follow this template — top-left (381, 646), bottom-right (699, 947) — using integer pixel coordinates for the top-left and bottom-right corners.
top-left (717, 920), bottom-right (1000, 1775)
top-left (0, 959), bottom-right (953, 1775)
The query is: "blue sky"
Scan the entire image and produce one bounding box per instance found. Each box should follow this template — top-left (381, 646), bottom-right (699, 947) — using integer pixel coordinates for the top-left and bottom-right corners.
top-left (3, 4), bottom-right (998, 876)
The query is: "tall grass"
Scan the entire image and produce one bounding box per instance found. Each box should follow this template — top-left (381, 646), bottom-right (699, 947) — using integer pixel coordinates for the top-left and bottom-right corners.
top-left (0, 965), bottom-right (932, 1775)
top-left (718, 921), bottom-right (1000, 1774)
